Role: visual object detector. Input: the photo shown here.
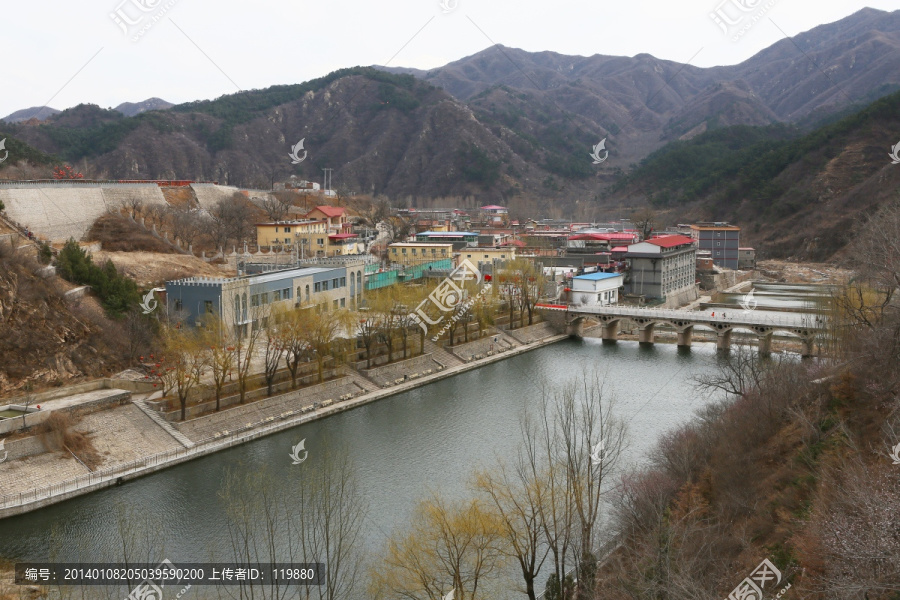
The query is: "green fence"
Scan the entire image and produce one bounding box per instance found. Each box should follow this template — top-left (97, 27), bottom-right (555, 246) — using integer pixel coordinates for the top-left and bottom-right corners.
top-left (365, 259), bottom-right (453, 290)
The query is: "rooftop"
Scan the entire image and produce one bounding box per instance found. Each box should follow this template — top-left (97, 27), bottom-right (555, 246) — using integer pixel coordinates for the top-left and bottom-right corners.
top-left (574, 272), bottom-right (624, 281)
top-left (417, 231), bottom-right (479, 236)
top-left (308, 205), bottom-right (346, 218)
top-left (642, 235), bottom-right (695, 248)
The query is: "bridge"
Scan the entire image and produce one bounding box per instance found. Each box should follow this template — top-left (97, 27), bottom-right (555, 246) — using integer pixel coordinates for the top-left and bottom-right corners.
top-left (536, 304), bottom-right (825, 356)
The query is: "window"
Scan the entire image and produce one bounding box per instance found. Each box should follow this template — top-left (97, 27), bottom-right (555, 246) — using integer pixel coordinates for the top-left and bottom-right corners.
top-left (392, 248), bottom-right (398, 254)
top-left (332, 278), bottom-right (339, 289)
top-left (251, 295), bottom-right (259, 307)
top-left (305, 284), bottom-right (310, 301)
top-left (315, 282), bottom-right (321, 292)
top-left (317, 238), bottom-right (324, 246)
top-left (275, 227), bottom-right (279, 233)
top-left (204, 300), bottom-right (214, 314)
top-left (285, 238), bottom-right (291, 244)
top-left (261, 292), bottom-right (269, 304)
top-left (340, 298), bottom-right (345, 308)
top-left (431, 248), bottom-right (436, 255)
top-left (297, 287), bottom-right (302, 302)
top-left (283, 288), bottom-right (291, 299)
top-left (441, 249), bottom-right (447, 255)
top-left (333, 299), bottom-right (339, 310)
top-left (174, 299), bottom-right (183, 312)
top-left (323, 280), bottom-right (329, 291)
top-left (402, 248), bottom-right (407, 254)
top-left (412, 248), bottom-right (417, 255)
top-left (273, 290), bottom-right (281, 302)
top-left (340, 277), bottom-right (346, 286)
top-left (284, 227), bottom-right (291, 233)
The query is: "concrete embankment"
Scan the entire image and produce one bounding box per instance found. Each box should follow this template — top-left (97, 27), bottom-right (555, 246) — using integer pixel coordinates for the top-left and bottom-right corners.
top-left (0, 329), bottom-right (568, 519)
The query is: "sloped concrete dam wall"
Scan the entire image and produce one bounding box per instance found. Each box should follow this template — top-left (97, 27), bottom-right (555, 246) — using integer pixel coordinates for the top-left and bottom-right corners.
top-left (0, 183), bottom-right (167, 242)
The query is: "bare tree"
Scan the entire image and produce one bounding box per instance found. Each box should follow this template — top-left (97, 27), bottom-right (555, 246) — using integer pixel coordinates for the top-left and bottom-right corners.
top-left (256, 194), bottom-right (293, 222)
top-left (219, 444), bottom-right (368, 600)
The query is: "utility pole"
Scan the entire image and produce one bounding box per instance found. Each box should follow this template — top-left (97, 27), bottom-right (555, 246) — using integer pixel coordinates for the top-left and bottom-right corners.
top-left (322, 168), bottom-right (333, 197)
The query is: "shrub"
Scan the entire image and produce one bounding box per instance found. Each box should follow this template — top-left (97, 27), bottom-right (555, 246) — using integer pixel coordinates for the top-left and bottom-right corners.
top-left (56, 238), bottom-right (140, 316)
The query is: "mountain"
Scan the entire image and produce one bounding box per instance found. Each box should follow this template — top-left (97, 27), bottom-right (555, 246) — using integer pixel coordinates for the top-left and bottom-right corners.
top-left (2, 106), bottom-right (60, 123)
top-left (1, 8), bottom-right (899, 244)
top-left (387, 8), bottom-right (900, 162)
top-left (114, 97), bottom-right (174, 117)
top-left (608, 90), bottom-right (900, 261)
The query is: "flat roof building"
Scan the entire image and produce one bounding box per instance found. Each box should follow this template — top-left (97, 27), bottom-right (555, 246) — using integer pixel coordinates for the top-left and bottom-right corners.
top-left (690, 223), bottom-right (740, 270)
top-left (624, 235), bottom-right (697, 302)
top-left (570, 272), bottom-right (624, 307)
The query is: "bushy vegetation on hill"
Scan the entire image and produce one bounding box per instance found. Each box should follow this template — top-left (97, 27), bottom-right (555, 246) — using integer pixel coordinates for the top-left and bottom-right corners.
top-left (56, 239), bottom-right (140, 316)
top-left (621, 90), bottom-right (900, 211)
top-left (0, 132), bottom-right (58, 168)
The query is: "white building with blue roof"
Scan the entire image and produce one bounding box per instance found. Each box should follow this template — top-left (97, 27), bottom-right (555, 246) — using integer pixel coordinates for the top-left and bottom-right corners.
top-left (570, 272), bottom-right (624, 306)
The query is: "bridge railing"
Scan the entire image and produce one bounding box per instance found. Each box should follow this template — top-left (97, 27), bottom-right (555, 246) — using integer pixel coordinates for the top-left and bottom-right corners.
top-left (560, 304), bottom-right (825, 330)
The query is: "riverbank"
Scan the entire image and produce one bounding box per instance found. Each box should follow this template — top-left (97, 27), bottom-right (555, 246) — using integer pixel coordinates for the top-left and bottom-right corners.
top-left (0, 327), bottom-right (568, 520)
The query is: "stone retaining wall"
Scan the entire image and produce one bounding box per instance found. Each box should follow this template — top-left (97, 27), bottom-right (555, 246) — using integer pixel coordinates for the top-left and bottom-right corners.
top-left (362, 354), bottom-right (437, 387)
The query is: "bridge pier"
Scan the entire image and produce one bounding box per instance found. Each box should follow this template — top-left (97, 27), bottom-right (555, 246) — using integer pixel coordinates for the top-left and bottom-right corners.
top-left (601, 319), bottom-right (619, 341)
top-left (757, 332), bottom-right (773, 355)
top-left (566, 318), bottom-right (585, 338)
top-left (800, 336), bottom-right (815, 357)
top-left (676, 326), bottom-right (693, 348)
top-left (716, 329), bottom-right (733, 352)
top-left (638, 323), bottom-right (656, 345)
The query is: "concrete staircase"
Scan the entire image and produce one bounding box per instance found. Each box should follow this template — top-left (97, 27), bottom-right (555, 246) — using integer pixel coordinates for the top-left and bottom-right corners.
top-left (343, 370), bottom-right (381, 394)
top-left (132, 399), bottom-right (195, 448)
top-left (423, 340), bottom-right (464, 368)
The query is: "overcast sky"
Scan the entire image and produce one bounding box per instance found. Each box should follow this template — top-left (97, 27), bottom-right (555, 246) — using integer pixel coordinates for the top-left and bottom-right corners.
top-left (2, 0), bottom-right (898, 119)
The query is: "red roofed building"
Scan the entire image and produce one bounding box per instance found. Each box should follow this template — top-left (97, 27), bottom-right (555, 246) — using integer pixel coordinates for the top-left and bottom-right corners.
top-left (305, 205), bottom-right (350, 232)
top-left (624, 235), bottom-right (697, 302)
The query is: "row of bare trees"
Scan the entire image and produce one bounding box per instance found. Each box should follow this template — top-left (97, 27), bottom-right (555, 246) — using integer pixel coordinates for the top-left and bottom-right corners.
top-left (151, 297), bottom-right (353, 420)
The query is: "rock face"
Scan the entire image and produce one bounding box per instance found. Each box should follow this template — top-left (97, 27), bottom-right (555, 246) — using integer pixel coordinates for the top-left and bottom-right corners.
top-left (0, 250), bottom-right (126, 394)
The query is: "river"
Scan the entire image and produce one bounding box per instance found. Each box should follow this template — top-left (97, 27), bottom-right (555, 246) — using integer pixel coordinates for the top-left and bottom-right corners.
top-left (0, 337), bottom-right (728, 594)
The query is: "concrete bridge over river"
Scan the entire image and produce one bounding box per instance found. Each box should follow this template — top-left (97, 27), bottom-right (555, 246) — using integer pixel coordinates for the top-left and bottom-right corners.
top-left (537, 304), bottom-right (825, 356)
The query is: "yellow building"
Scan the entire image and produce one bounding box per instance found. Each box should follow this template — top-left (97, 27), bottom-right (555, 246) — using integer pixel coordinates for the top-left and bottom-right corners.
top-left (461, 246), bottom-right (516, 268)
top-left (256, 220), bottom-right (327, 246)
top-left (388, 242), bottom-right (453, 265)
